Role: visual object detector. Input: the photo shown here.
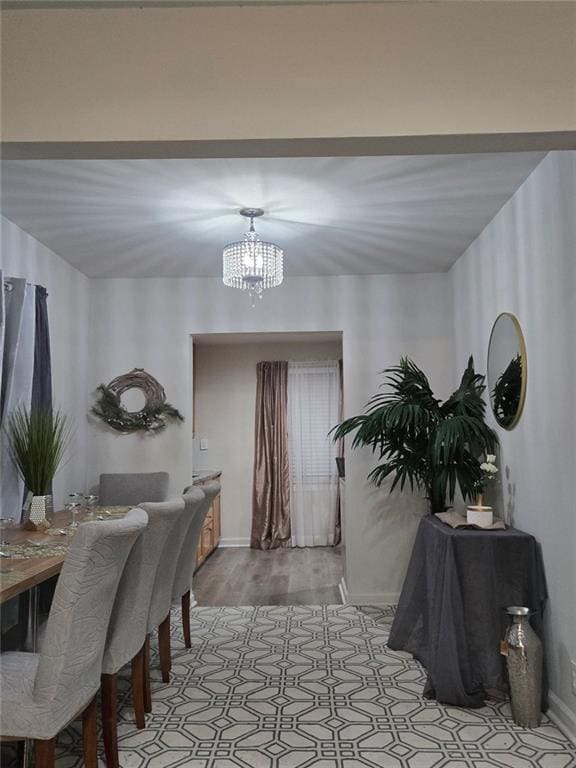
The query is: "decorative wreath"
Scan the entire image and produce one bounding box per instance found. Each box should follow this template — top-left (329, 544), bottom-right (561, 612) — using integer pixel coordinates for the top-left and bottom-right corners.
top-left (91, 368), bottom-right (184, 434)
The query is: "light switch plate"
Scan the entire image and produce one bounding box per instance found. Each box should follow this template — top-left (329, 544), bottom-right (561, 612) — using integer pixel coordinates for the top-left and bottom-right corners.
top-left (200, 438), bottom-right (208, 451)
top-left (571, 660), bottom-right (576, 696)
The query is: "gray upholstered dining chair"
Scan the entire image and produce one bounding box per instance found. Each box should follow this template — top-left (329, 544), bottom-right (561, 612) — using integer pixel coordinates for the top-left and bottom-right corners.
top-left (171, 487), bottom-right (207, 648)
top-left (100, 501), bottom-right (185, 768)
top-left (0, 510), bottom-right (147, 768)
top-left (175, 481), bottom-right (221, 647)
top-left (99, 471), bottom-right (169, 506)
top-left (141, 498), bottom-right (188, 700)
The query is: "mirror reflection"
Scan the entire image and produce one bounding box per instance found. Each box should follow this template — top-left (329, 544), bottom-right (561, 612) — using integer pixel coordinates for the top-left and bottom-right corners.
top-left (487, 312), bottom-right (527, 429)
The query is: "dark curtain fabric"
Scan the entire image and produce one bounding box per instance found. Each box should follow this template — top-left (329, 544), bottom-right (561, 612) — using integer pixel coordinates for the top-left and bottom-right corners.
top-left (32, 285), bottom-right (55, 614)
top-left (32, 285), bottom-right (52, 412)
top-left (251, 361), bottom-right (291, 550)
top-left (334, 359), bottom-right (344, 546)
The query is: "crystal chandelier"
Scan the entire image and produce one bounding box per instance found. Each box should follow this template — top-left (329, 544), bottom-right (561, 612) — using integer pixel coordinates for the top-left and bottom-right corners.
top-left (222, 208), bottom-right (284, 305)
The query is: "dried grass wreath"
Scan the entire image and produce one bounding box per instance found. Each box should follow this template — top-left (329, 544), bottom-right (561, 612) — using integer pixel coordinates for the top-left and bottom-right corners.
top-left (91, 368), bottom-right (184, 434)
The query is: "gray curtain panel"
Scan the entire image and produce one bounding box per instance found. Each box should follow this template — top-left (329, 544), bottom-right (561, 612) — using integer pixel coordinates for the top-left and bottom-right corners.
top-left (0, 277), bottom-right (35, 522)
top-left (0, 276), bottom-right (36, 645)
top-left (251, 361), bottom-right (291, 550)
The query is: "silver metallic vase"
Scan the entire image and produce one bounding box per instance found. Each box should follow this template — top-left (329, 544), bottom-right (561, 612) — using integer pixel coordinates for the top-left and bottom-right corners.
top-left (504, 606), bottom-right (543, 728)
top-left (24, 493), bottom-right (53, 530)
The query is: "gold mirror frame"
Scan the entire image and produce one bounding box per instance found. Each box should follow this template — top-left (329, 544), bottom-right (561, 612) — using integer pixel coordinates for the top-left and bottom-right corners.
top-left (487, 312), bottom-right (527, 430)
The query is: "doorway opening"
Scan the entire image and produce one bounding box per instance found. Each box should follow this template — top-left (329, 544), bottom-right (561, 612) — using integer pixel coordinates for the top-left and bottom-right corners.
top-left (191, 331), bottom-right (344, 606)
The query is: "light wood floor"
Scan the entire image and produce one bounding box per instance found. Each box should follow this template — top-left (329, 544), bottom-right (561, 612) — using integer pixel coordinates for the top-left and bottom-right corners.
top-left (193, 546), bottom-right (343, 606)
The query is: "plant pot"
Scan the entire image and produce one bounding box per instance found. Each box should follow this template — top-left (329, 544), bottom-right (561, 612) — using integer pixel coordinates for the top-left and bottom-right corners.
top-left (23, 494), bottom-right (53, 531)
top-left (466, 505), bottom-right (493, 528)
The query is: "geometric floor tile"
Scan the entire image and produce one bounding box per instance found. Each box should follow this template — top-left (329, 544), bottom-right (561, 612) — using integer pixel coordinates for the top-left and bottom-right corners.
top-left (37, 606), bottom-right (576, 766)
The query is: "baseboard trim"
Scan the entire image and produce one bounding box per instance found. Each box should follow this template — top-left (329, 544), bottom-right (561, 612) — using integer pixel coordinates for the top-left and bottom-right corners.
top-left (219, 537), bottom-right (250, 548)
top-left (339, 577), bottom-right (399, 607)
top-left (547, 691), bottom-right (576, 746)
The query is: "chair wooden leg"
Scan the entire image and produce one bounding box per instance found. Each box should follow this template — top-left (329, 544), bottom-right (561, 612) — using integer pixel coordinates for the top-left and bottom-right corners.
top-left (182, 590), bottom-right (191, 649)
top-left (131, 645), bottom-right (146, 729)
top-left (101, 673), bottom-right (119, 768)
top-left (158, 613), bottom-right (171, 683)
top-left (82, 695), bottom-right (98, 768)
top-left (34, 738), bottom-right (55, 768)
top-left (143, 634), bottom-right (152, 713)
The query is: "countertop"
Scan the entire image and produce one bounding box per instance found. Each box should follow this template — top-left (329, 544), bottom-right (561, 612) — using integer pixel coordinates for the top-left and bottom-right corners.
top-left (190, 469), bottom-right (222, 485)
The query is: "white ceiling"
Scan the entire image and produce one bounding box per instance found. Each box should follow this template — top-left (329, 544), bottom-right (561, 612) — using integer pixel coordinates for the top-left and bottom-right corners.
top-left (1, 154), bottom-right (544, 278)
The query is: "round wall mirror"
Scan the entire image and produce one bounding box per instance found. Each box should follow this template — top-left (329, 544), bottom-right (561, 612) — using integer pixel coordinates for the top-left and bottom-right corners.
top-left (487, 312), bottom-right (527, 430)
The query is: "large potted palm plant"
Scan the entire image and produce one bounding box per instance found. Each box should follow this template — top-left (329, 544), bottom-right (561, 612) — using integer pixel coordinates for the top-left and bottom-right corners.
top-left (7, 407), bottom-right (72, 530)
top-left (332, 357), bottom-right (497, 514)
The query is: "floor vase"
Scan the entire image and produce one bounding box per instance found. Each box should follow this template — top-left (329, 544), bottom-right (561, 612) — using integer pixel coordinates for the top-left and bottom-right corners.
top-left (504, 606), bottom-right (543, 728)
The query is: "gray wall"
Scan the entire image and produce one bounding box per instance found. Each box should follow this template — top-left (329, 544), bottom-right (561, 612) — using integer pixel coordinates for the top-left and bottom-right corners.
top-left (451, 151), bottom-right (576, 738)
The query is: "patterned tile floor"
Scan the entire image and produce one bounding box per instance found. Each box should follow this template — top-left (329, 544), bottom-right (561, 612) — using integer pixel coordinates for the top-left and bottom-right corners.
top-left (20, 606), bottom-right (576, 766)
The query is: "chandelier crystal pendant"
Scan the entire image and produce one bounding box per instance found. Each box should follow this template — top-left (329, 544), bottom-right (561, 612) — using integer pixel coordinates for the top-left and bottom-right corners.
top-left (222, 208), bottom-right (284, 306)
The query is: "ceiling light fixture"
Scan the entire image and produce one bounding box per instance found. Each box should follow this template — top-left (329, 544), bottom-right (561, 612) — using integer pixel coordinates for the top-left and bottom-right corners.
top-left (222, 208), bottom-right (284, 306)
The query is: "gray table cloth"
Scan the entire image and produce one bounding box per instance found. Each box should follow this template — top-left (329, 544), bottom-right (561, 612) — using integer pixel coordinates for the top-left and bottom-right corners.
top-left (387, 515), bottom-right (547, 708)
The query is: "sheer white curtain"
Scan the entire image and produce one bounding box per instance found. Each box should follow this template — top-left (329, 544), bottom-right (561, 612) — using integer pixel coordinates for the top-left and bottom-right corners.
top-left (287, 361), bottom-right (340, 547)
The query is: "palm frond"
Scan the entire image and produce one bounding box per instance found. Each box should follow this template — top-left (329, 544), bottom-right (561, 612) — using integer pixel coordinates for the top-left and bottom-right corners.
top-left (332, 355), bottom-right (498, 514)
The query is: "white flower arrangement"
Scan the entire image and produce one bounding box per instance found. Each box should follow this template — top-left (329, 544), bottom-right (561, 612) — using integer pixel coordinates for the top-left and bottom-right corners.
top-left (475, 454), bottom-right (499, 506)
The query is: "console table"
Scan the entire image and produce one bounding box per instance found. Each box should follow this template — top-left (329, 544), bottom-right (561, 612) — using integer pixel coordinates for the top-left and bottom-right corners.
top-left (388, 515), bottom-right (547, 708)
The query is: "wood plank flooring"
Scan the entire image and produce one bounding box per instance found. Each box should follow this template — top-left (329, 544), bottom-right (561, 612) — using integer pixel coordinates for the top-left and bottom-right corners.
top-left (193, 546), bottom-right (343, 605)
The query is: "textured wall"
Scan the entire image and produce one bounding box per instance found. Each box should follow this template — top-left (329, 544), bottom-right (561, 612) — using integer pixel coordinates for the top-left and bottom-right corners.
top-left (451, 152), bottom-right (576, 738)
top-left (0, 216), bottom-right (90, 510)
top-left (88, 273), bottom-right (454, 603)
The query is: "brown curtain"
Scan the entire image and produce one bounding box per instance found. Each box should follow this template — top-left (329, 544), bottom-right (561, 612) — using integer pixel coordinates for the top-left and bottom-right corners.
top-left (334, 358), bottom-right (344, 546)
top-left (251, 361), bottom-right (291, 549)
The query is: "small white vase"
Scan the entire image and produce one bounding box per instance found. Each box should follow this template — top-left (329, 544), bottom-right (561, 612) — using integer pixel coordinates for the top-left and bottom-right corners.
top-left (466, 505), bottom-right (493, 528)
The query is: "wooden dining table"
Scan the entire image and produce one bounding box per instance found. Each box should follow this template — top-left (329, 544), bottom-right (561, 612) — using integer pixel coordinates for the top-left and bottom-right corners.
top-left (0, 511), bottom-right (71, 606)
top-left (0, 508), bottom-right (130, 649)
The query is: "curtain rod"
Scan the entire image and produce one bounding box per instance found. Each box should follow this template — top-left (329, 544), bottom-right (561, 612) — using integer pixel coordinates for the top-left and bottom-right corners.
top-left (3, 278), bottom-right (48, 295)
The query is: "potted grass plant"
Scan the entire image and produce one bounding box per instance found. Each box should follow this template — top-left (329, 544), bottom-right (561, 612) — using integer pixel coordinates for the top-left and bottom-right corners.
top-left (332, 357), bottom-right (498, 515)
top-left (7, 407), bottom-right (72, 530)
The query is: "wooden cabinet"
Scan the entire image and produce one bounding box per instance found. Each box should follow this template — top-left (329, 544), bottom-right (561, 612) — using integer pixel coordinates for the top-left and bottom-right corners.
top-left (195, 479), bottom-right (221, 571)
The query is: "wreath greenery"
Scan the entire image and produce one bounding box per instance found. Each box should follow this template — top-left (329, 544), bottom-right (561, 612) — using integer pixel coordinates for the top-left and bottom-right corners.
top-left (91, 369), bottom-right (184, 434)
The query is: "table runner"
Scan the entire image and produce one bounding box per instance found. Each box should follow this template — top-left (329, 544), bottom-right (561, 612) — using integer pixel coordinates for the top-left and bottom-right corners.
top-left (0, 542), bottom-right (69, 559)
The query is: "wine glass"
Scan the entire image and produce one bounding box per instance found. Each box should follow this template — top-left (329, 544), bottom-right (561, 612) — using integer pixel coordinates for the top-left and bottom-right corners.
top-left (84, 494), bottom-right (99, 520)
top-left (0, 517), bottom-right (14, 556)
top-left (66, 499), bottom-right (83, 530)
